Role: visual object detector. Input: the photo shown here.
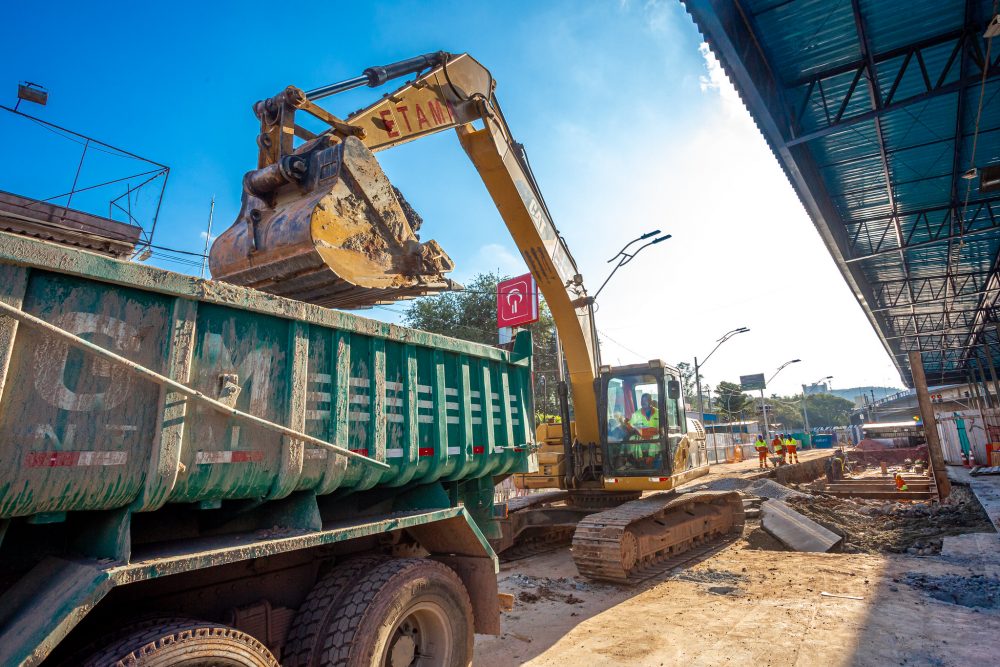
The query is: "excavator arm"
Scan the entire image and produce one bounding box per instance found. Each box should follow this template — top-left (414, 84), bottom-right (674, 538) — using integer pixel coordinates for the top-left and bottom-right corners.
top-left (209, 53), bottom-right (746, 580)
top-left (210, 52), bottom-right (602, 443)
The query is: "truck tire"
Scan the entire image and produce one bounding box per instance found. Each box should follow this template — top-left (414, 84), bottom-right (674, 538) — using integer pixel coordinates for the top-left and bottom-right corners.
top-left (283, 554), bottom-right (390, 667)
top-left (318, 557), bottom-right (474, 667)
top-left (77, 617), bottom-right (279, 667)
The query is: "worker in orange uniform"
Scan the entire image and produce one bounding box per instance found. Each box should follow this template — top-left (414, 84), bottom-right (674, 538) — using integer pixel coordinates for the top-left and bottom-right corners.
top-left (894, 473), bottom-right (908, 491)
top-left (771, 434), bottom-right (784, 465)
top-left (754, 434), bottom-right (769, 469)
top-left (785, 434), bottom-right (799, 464)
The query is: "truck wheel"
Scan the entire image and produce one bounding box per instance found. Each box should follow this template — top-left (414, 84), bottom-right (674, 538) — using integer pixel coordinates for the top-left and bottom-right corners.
top-left (283, 554), bottom-right (390, 666)
top-left (318, 558), bottom-right (474, 667)
top-left (78, 617), bottom-right (278, 667)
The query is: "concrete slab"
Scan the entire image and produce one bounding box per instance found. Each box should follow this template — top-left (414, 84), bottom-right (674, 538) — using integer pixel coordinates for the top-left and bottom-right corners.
top-left (761, 499), bottom-right (843, 552)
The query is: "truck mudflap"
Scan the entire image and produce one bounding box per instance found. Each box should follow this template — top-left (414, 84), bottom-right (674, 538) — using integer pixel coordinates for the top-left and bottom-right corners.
top-left (0, 506), bottom-right (499, 667)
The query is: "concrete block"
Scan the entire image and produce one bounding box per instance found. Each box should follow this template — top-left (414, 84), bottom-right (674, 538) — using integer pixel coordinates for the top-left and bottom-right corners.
top-left (761, 500), bottom-right (843, 552)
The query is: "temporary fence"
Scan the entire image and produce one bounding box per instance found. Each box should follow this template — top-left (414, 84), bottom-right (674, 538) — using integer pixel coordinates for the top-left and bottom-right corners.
top-left (936, 408), bottom-right (996, 465)
top-left (705, 431), bottom-right (756, 464)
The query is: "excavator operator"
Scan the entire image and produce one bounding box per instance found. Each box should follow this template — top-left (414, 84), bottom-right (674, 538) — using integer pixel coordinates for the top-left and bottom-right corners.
top-left (619, 394), bottom-right (661, 468)
top-left (629, 394), bottom-right (660, 434)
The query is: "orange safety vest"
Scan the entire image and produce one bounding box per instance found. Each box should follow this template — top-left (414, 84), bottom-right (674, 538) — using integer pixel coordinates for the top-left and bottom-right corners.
top-left (772, 438), bottom-right (783, 451)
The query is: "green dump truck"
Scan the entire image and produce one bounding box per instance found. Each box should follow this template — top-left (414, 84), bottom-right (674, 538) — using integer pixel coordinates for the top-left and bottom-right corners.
top-left (0, 230), bottom-right (535, 665)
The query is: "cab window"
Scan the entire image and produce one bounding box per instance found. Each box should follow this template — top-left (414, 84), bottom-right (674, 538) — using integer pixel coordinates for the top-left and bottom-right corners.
top-left (605, 372), bottom-right (663, 472)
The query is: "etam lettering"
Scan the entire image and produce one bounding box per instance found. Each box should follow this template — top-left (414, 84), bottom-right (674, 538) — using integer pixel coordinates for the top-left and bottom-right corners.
top-left (377, 98), bottom-right (456, 138)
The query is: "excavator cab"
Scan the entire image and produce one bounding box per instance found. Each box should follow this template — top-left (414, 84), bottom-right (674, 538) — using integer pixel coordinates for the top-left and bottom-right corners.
top-left (598, 361), bottom-right (691, 483)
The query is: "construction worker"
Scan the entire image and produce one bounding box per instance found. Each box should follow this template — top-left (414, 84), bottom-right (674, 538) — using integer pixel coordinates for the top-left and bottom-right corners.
top-left (754, 434), bottom-right (769, 469)
top-left (894, 473), bottom-right (909, 491)
top-left (771, 433), bottom-right (784, 465)
top-left (784, 434), bottom-right (799, 464)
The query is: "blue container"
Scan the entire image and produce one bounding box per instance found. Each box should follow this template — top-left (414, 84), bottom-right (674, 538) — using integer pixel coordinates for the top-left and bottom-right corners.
top-left (812, 433), bottom-right (834, 449)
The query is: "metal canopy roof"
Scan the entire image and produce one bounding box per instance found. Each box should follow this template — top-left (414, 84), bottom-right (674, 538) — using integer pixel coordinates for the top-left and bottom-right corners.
top-left (684, 0), bottom-right (1000, 387)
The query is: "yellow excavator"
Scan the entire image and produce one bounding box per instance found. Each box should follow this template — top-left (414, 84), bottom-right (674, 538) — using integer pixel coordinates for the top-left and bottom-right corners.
top-left (210, 52), bottom-right (743, 583)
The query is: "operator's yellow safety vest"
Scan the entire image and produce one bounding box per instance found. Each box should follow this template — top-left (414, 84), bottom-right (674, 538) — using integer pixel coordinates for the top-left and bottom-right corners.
top-left (754, 439), bottom-right (768, 450)
top-left (784, 438), bottom-right (796, 448)
top-left (630, 408), bottom-right (659, 429)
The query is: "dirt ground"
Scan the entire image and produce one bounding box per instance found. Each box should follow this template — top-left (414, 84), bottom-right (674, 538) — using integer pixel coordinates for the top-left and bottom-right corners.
top-left (476, 462), bottom-right (1000, 666)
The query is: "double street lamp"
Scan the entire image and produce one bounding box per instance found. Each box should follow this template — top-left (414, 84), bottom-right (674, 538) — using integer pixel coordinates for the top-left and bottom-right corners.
top-left (802, 375), bottom-right (833, 433)
top-left (695, 327), bottom-right (750, 426)
top-left (593, 230), bottom-right (672, 301)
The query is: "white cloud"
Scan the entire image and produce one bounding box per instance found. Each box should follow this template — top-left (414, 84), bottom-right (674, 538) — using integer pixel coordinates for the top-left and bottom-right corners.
top-left (199, 230), bottom-right (217, 243)
top-left (698, 42), bottom-right (746, 121)
top-left (464, 243), bottom-right (525, 281)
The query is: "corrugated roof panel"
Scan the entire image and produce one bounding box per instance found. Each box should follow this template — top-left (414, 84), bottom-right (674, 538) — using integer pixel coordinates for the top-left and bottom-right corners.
top-left (748, 0), bottom-right (861, 83)
top-left (860, 0), bottom-right (965, 54)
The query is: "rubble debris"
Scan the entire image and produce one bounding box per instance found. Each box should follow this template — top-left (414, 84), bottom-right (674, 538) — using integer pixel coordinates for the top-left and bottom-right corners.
top-left (902, 573), bottom-right (1000, 609)
top-left (504, 574), bottom-right (606, 605)
top-left (761, 500), bottom-right (843, 552)
top-left (675, 568), bottom-right (748, 586)
top-left (786, 485), bottom-right (994, 554)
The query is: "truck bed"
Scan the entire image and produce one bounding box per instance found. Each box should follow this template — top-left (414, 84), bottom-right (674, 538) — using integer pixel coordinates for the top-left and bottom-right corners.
top-left (0, 231), bottom-right (534, 519)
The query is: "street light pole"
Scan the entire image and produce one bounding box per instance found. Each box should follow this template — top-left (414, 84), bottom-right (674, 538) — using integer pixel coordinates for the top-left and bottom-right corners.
top-left (762, 359), bottom-right (801, 439)
top-left (695, 327), bottom-right (750, 427)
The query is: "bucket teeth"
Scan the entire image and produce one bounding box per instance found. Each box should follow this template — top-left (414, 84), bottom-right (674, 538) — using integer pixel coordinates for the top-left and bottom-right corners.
top-left (209, 136), bottom-right (460, 309)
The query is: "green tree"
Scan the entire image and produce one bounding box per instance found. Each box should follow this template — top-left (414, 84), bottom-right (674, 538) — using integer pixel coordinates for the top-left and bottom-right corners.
top-left (745, 393), bottom-right (855, 432)
top-left (403, 271), bottom-right (559, 423)
top-left (801, 393), bottom-right (854, 428)
top-left (715, 381), bottom-right (749, 422)
top-left (765, 396), bottom-right (804, 431)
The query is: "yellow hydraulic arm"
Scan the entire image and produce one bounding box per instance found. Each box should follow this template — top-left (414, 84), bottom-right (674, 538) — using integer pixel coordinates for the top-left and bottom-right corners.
top-left (348, 53), bottom-right (602, 443)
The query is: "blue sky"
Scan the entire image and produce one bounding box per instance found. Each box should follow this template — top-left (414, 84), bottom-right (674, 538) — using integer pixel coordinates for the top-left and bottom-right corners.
top-left (1, 0), bottom-right (904, 397)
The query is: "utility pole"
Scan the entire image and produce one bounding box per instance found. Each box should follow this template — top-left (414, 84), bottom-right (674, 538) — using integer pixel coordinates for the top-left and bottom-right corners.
top-left (802, 389), bottom-right (810, 433)
top-left (200, 195), bottom-right (215, 278)
top-left (695, 356), bottom-right (703, 417)
top-left (909, 351), bottom-right (951, 498)
top-left (760, 388), bottom-right (770, 439)
top-left (802, 375), bottom-right (832, 434)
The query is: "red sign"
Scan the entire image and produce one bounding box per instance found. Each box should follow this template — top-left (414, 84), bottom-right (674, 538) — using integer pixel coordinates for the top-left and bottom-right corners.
top-left (497, 273), bottom-right (539, 328)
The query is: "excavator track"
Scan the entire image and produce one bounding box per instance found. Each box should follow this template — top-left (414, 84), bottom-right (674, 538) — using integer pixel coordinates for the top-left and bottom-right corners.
top-left (571, 490), bottom-right (745, 584)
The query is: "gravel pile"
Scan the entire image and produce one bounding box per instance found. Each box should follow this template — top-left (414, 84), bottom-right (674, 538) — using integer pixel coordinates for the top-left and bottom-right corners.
top-left (745, 479), bottom-right (812, 501)
top-left (901, 572), bottom-right (1000, 609)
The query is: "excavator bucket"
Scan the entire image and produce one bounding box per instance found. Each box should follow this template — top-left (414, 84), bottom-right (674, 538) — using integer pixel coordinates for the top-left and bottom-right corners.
top-left (209, 136), bottom-right (459, 308)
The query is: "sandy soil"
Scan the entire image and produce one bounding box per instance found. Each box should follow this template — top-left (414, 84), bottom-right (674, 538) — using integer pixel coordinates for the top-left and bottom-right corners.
top-left (475, 513), bottom-right (1000, 666)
